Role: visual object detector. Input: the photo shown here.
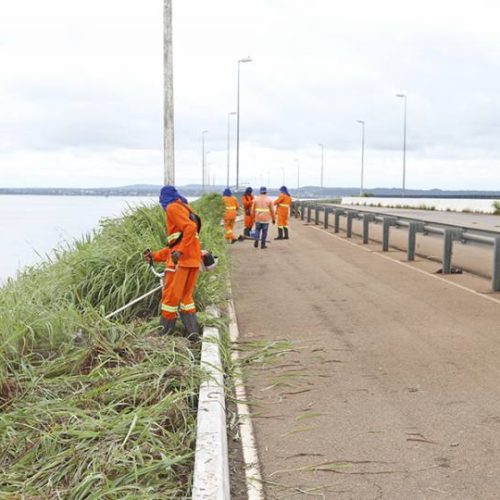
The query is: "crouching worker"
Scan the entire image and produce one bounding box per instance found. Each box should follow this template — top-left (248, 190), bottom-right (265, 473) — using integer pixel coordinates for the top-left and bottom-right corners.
top-left (150, 185), bottom-right (202, 339)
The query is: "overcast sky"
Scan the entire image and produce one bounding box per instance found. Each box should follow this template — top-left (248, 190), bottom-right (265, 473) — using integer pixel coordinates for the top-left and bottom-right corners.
top-left (2, 0), bottom-right (500, 190)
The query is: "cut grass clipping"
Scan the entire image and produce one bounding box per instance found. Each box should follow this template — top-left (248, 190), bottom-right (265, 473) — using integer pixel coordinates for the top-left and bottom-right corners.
top-left (0, 193), bottom-right (226, 498)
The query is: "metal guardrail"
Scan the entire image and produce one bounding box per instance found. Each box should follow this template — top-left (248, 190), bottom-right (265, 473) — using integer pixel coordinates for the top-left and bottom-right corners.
top-left (292, 201), bottom-right (500, 292)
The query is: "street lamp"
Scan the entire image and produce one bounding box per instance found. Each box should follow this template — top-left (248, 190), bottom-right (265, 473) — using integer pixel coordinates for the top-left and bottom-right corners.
top-left (295, 159), bottom-right (300, 190)
top-left (318, 143), bottom-right (324, 195)
top-left (226, 111), bottom-right (237, 187)
top-left (201, 130), bottom-right (208, 192)
top-left (357, 120), bottom-right (365, 196)
top-left (236, 57), bottom-right (253, 192)
top-left (396, 93), bottom-right (407, 197)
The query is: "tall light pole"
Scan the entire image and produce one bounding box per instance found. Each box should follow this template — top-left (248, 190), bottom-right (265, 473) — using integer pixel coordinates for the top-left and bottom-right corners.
top-left (318, 143), bottom-right (324, 195)
top-left (201, 130), bottom-right (208, 192)
top-left (163, 0), bottom-right (175, 185)
top-left (357, 120), bottom-right (365, 196)
top-left (226, 111), bottom-right (236, 187)
top-left (396, 93), bottom-right (407, 197)
top-left (236, 57), bottom-right (252, 192)
top-left (295, 159), bottom-right (300, 190)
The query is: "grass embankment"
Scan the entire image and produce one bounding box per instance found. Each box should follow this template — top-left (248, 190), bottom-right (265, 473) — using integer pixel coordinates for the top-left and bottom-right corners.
top-left (0, 193), bottom-right (226, 498)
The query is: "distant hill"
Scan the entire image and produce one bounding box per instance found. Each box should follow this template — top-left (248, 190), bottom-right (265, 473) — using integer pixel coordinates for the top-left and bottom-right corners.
top-left (1, 185), bottom-right (499, 199)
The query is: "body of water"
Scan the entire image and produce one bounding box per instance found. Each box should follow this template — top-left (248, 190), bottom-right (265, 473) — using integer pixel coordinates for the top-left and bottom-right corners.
top-left (0, 195), bottom-right (156, 284)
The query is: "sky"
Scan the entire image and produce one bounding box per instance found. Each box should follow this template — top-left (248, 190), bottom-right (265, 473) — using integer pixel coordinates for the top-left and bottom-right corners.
top-left (2, 0), bottom-right (500, 191)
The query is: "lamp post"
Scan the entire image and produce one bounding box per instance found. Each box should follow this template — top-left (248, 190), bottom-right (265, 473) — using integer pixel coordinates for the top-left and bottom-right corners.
top-left (163, 0), bottom-right (175, 185)
top-left (226, 111), bottom-right (236, 187)
top-left (396, 94), bottom-right (407, 197)
top-left (236, 57), bottom-right (252, 192)
top-left (318, 143), bottom-right (324, 195)
top-left (295, 159), bottom-right (300, 190)
top-left (357, 120), bottom-right (365, 196)
top-left (201, 130), bottom-right (208, 192)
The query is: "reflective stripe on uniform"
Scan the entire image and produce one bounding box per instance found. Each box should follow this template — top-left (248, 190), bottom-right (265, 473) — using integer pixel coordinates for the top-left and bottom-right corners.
top-left (255, 208), bottom-right (269, 212)
top-left (161, 304), bottom-right (178, 313)
top-left (180, 302), bottom-right (195, 310)
top-left (225, 206), bottom-right (237, 210)
top-left (278, 204), bottom-right (290, 207)
top-left (167, 231), bottom-right (182, 243)
top-left (278, 226), bottom-right (284, 229)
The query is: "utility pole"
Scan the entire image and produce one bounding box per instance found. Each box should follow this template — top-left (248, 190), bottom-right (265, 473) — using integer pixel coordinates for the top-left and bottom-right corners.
top-left (357, 120), bottom-right (365, 196)
top-left (163, 0), bottom-right (175, 185)
top-left (396, 94), bottom-right (407, 197)
top-left (235, 57), bottom-right (252, 192)
top-left (318, 143), bottom-right (324, 195)
top-left (227, 111), bottom-right (236, 187)
top-left (201, 130), bottom-right (208, 192)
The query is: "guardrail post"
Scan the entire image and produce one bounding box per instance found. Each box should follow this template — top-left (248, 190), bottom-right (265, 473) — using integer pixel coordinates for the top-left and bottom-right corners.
top-left (300, 202), bottom-right (305, 220)
top-left (362, 214), bottom-right (374, 244)
top-left (315, 206), bottom-right (320, 225)
top-left (442, 229), bottom-right (462, 274)
top-left (382, 217), bottom-right (397, 251)
top-left (296, 201), bottom-right (301, 219)
top-left (307, 204), bottom-right (312, 223)
top-left (346, 211), bottom-right (357, 238)
top-left (334, 209), bottom-right (345, 233)
top-left (493, 237), bottom-right (500, 291)
top-left (324, 207), bottom-right (330, 229)
top-left (407, 222), bottom-right (425, 261)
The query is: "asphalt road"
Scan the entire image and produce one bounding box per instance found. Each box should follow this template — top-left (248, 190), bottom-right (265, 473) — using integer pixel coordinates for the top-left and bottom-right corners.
top-left (230, 217), bottom-right (500, 499)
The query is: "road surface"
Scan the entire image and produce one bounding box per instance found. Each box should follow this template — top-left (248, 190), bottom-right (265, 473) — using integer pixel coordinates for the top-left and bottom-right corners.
top-left (230, 216), bottom-right (500, 499)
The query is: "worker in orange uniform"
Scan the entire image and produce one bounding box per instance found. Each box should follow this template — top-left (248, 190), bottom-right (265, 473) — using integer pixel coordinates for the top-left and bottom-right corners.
top-left (151, 185), bottom-right (202, 338)
top-left (222, 188), bottom-right (240, 243)
top-left (273, 185), bottom-right (292, 240)
top-left (241, 186), bottom-right (254, 237)
top-left (251, 186), bottom-right (275, 249)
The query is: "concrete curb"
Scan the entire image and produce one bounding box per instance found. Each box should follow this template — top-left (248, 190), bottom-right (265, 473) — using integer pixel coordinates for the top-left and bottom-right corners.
top-left (192, 306), bottom-right (230, 499)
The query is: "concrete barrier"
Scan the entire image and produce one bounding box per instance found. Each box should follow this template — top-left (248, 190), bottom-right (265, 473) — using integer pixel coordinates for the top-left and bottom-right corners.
top-left (192, 306), bottom-right (230, 500)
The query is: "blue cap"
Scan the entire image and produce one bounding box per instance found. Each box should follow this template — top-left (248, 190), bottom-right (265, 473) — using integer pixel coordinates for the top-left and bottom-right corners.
top-left (259, 186), bottom-right (267, 194)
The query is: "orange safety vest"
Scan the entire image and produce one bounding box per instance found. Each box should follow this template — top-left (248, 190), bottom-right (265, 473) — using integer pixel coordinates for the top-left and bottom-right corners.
top-left (273, 193), bottom-right (292, 217)
top-left (223, 196), bottom-right (239, 220)
top-left (252, 195), bottom-right (275, 223)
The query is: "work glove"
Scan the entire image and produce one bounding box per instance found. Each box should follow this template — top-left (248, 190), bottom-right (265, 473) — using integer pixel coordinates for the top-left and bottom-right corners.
top-left (272, 220), bottom-right (276, 225)
top-left (171, 250), bottom-right (182, 265)
top-left (245, 208), bottom-right (251, 216)
top-left (143, 248), bottom-right (152, 262)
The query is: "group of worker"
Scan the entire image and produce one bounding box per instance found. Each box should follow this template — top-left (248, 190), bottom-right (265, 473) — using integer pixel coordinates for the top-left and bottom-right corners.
top-left (222, 185), bottom-right (292, 249)
top-left (143, 183), bottom-right (293, 338)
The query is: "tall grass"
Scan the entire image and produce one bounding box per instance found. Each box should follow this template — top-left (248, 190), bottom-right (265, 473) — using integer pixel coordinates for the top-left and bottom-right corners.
top-left (0, 193), bottom-right (226, 497)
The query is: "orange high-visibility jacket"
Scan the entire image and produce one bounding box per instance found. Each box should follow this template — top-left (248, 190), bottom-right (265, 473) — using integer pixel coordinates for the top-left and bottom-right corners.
top-left (223, 195), bottom-right (239, 220)
top-left (165, 200), bottom-right (201, 268)
top-left (273, 193), bottom-right (292, 217)
top-left (252, 194), bottom-right (275, 223)
top-left (242, 194), bottom-right (254, 226)
top-left (151, 247), bottom-right (171, 263)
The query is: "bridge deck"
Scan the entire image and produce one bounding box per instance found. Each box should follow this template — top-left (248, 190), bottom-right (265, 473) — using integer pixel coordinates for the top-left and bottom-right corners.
top-left (230, 216), bottom-right (500, 499)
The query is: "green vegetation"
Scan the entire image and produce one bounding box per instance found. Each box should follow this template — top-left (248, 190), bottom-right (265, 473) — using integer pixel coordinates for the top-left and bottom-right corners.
top-left (0, 193), bottom-right (226, 498)
top-left (493, 200), bottom-right (500, 215)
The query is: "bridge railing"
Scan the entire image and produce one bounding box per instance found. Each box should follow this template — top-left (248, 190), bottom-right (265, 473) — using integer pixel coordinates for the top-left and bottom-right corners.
top-left (292, 200), bottom-right (500, 292)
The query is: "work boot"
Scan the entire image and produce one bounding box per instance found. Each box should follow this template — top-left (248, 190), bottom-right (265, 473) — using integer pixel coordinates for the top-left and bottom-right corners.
top-left (237, 235), bottom-right (245, 242)
top-left (274, 228), bottom-right (283, 240)
top-left (180, 313), bottom-right (200, 341)
top-left (159, 316), bottom-right (177, 336)
top-left (244, 227), bottom-right (250, 237)
top-left (284, 227), bottom-right (289, 240)
top-left (254, 239), bottom-right (259, 248)
top-left (261, 241), bottom-right (267, 249)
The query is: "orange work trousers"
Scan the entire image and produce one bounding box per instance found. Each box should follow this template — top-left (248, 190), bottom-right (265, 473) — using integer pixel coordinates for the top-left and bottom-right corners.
top-left (161, 266), bottom-right (199, 320)
top-left (224, 217), bottom-right (237, 241)
top-left (277, 211), bottom-right (289, 229)
top-left (244, 213), bottom-right (254, 230)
